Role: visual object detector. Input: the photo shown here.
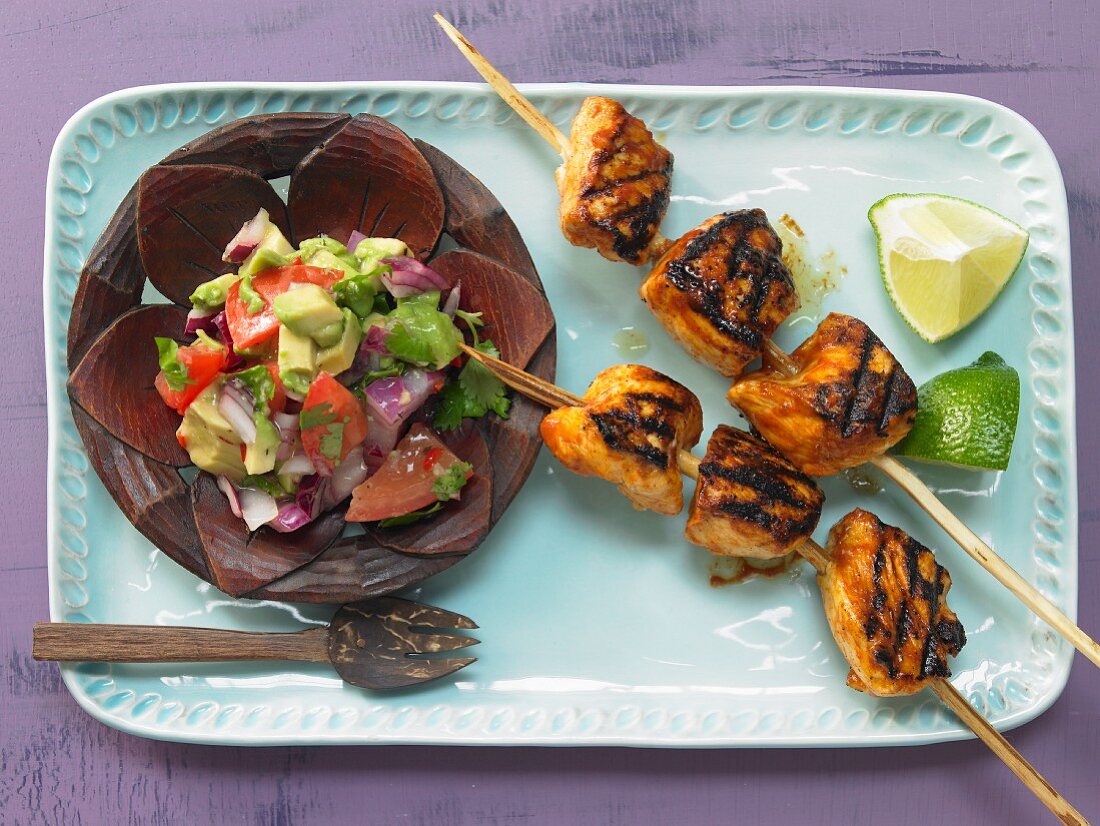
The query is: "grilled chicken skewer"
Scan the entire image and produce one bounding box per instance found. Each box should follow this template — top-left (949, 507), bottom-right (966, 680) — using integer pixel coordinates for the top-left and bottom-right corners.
top-left (805, 516), bottom-right (1084, 826)
top-left (436, 14), bottom-right (673, 265)
top-left (455, 344), bottom-right (1084, 824)
top-left (464, 328), bottom-right (1100, 670)
top-left (437, 19), bottom-right (1100, 671)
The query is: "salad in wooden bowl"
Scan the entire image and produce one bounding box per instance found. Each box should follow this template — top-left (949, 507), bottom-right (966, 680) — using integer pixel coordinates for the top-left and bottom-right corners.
top-left (65, 113), bottom-right (556, 602)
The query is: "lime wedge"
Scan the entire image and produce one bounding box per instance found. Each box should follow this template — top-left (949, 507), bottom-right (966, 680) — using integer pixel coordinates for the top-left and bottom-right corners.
top-left (869, 193), bottom-right (1029, 343)
top-left (894, 351), bottom-right (1020, 471)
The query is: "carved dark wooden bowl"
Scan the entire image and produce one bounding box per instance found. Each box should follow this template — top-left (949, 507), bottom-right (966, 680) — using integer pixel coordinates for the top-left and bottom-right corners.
top-left (65, 113), bottom-right (556, 603)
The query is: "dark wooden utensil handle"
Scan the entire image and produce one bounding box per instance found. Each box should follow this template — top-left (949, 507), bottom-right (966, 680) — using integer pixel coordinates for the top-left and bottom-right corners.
top-left (32, 623), bottom-right (330, 663)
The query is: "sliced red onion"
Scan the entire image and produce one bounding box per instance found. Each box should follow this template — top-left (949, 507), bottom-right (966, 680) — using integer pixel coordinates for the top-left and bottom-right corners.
top-left (297, 474), bottom-right (328, 517)
top-left (363, 443), bottom-right (387, 474)
top-left (402, 368), bottom-right (442, 400)
top-left (222, 208), bottom-right (271, 263)
top-left (279, 452), bottom-right (316, 476)
top-left (329, 447), bottom-right (371, 503)
top-left (238, 487), bottom-right (279, 531)
top-left (216, 475), bottom-right (243, 518)
top-left (274, 411), bottom-right (300, 432)
top-left (380, 256), bottom-right (449, 297)
top-left (266, 500), bottom-right (313, 533)
top-left (346, 229), bottom-right (368, 251)
top-left (364, 415), bottom-right (404, 464)
top-left (212, 311), bottom-right (244, 369)
top-left (361, 324), bottom-right (390, 355)
top-left (361, 369), bottom-right (442, 460)
top-left (442, 282), bottom-right (462, 318)
top-left (185, 307), bottom-right (218, 336)
top-left (217, 382), bottom-right (257, 445)
top-left (363, 376), bottom-right (408, 426)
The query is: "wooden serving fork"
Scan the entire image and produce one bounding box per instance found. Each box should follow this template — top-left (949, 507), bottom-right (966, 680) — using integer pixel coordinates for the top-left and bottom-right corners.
top-left (33, 596), bottom-right (478, 690)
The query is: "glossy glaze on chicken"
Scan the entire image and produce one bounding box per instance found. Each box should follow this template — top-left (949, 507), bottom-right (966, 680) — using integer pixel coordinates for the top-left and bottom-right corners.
top-left (820, 509), bottom-right (966, 697)
top-left (727, 313), bottom-right (917, 475)
top-left (685, 425), bottom-right (823, 559)
top-left (540, 364), bottom-right (702, 515)
top-left (556, 96), bottom-right (674, 265)
top-left (640, 209), bottom-right (799, 378)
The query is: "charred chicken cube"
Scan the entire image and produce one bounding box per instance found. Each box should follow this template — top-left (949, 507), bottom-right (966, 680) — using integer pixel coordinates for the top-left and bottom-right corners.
top-left (685, 425), bottom-right (824, 559)
top-left (727, 313), bottom-right (917, 476)
top-left (556, 96), bottom-right (673, 265)
top-left (639, 210), bottom-right (799, 378)
top-left (540, 364), bottom-right (703, 515)
top-left (820, 509), bottom-right (966, 697)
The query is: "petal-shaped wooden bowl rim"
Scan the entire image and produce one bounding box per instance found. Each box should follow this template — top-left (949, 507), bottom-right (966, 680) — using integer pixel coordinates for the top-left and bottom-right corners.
top-left (66, 112), bottom-right (556, 604)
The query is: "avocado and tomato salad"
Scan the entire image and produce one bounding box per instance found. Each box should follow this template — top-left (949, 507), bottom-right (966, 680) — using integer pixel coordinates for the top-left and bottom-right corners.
top-left (153, 208), bottom-right (508, 534)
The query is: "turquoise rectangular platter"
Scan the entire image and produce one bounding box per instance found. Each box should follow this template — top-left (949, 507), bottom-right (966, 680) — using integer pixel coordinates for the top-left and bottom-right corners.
top-left (44, 82), bottom-right (1076, 746)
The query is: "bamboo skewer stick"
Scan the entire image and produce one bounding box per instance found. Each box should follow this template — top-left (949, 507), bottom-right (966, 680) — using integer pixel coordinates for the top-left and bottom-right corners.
top-left (440, 20), bottom-right (1099, 669)
top-left (458, 344), bottom-right (1086, 824)
top-left (434, 14), bottom-right (570, 157)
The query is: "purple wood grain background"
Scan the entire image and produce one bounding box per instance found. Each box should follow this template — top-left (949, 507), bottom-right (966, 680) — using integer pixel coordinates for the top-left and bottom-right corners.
top-left (3, 0), bottom-right (1099, 823)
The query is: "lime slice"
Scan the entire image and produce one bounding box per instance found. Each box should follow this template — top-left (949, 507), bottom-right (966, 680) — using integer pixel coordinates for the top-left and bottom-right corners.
top-left (894, 352), bottom-right (1020, 471)
top-left (869, 193), bottom-right (1029, 343)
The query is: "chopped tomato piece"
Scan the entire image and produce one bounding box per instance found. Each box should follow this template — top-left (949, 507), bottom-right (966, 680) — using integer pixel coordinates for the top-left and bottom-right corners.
top-left (224, 264), bottom-right (344, 350)
top-left (423, 447), bottom-right (444, 471)
top-left (263, 361), bottom-right (287, 413)
top-left (346, 424), bottom-right (472, 522)
top-left (154, 338), bottom-right (229, 415)
top-left (300, 372), bottom-right (368, 475)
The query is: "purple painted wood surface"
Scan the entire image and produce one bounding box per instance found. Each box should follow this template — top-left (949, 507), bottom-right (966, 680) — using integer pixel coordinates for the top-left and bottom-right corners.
top-left (4, 0), bottom-right (1099, 822)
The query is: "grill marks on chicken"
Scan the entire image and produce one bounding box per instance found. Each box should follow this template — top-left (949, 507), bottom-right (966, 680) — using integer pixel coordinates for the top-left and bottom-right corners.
top-left (820, 509), bottom-right (966, 697)
top-left (540, 365), bottom-right (703, 515)
top-left (640, 209), bottom-right (800, 377)
top-left (557, 97), bottom-right (674, 265)
top-left (685, 425), bottom-right (824, 559)
top-left (727, 313), bottom-right (917, 475)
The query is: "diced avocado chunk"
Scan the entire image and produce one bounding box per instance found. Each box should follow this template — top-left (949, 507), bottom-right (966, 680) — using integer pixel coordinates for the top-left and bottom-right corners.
top-left (238, 224), bottom-right (295, 278)
top-left (244, 417), bottom-right (279, 475)
top-left (303, 248), bottom-right (359, 279)
top-left (311, 319), bottom-right (345, 349)
top-left (189, 273), bottom-right (239, 311)
top-left (354, 237), bottom-right (408, 271)
top-left (278, 325), bottom-right (319, 399)
top-left (273, 284), bottom-right (344, 341)
top-left (318, 308), bottom-right (363, 375)
top-left (298, 237), bottom-right (360, 278)
top-left (177, 380), bottom-right (246, 482)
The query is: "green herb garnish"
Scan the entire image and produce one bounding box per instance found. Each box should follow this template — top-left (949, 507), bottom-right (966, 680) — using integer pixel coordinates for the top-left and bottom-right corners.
top-left (300, 402), bottom-right (338, 430)
top-left (377, 502), bottom-right (444, 528)
top-left (240, 473), bottom-right (286, 497)
top-left (432, 338), bottom-right (511, 430)
top-left (432, 461), bottom-right (473, 501)
top-left (154, 337), bottom-right (191, 393)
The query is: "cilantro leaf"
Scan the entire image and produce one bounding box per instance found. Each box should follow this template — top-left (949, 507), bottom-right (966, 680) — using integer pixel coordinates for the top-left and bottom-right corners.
top-left (459, 339), bottom-right (511, 419)
top-left (377, 502), bottom-right (444, 528)
top-left (154, 337), bottom-right (191, 393)
top-left (300, 402), bottom-right (337, 431)
top-left (232, 364), bottom-right (275, 410)
top-left (431, 339), bottom-right (511, 430)
top-left (240, 473), bottom-right (287, 497)
top-left (432, 461), bottom-right (473, 501)
top-left (319, 419), bottom-right (345, 460)
top-left (238, 273), bottom-right (266, 315)
top-left (432, 381), bottom-right (475, 430)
